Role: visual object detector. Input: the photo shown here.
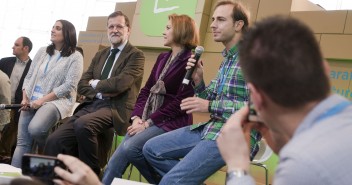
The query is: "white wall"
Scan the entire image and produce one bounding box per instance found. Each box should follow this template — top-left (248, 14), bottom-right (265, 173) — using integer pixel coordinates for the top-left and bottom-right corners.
top-left (0, 0), bottom-right (136, 59)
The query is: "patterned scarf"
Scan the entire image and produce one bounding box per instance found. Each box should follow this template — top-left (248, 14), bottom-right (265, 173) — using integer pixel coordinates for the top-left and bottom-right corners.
top-left (142, 50), bottom-right (183, 121)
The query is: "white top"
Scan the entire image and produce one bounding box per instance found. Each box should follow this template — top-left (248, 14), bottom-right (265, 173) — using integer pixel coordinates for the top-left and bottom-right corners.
top-left (23, 47), bottom-right (83, 118)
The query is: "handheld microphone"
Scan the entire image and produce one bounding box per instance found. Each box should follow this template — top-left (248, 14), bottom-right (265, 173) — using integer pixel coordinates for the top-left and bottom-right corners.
top-left (0, 104), bottom-right (23, 110)
top-left (182, 46), bottom-right (204, 85)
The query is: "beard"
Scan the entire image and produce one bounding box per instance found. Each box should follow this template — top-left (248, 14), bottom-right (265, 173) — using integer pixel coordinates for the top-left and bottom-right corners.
top-left (109, 34), bottom-right (124, 46)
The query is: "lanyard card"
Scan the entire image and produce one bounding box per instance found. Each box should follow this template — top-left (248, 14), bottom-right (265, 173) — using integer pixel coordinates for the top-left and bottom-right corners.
top-left (31, 85), bottom-right (44, 101)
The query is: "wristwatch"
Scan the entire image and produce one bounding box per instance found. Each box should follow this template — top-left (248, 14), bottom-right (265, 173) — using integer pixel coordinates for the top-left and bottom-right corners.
top-left (226, 169), bottom-right (248, 180)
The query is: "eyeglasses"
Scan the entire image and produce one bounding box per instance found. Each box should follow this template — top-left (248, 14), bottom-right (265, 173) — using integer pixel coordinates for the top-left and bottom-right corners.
top-left (108, 24), bottom-right (127, 31)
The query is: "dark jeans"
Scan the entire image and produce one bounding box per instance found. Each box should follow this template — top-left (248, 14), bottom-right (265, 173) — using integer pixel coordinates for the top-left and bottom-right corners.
top-left (44, 99), bottom-right (113, 175)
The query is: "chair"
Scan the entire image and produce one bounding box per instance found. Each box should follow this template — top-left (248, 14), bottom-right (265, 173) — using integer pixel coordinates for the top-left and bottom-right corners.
top-left (217, 139), bottom-right (273, 185)
top-left (250, 139), bottom-right (273, 185)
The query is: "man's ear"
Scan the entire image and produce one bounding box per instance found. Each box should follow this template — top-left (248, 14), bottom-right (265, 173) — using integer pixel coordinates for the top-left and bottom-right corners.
top-left (23, 46), bottom-right (29, 53)
top-left (234, 20), bottom-right (244, 32)
top-left (248, 83), bottom-right (263, 112)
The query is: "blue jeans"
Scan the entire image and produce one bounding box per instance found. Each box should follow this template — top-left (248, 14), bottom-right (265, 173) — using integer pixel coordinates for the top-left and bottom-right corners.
top-left (11, 103), bottom-right (60, 167)
top-left (143, 125), bottom-right (225, 185)
top-left (102, 125), bottom-right (166, 185)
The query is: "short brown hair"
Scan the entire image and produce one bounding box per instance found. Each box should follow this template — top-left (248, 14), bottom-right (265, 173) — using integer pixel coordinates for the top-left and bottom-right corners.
top-left (215, 0), bottom-right (250, 33)
top-left (107, 11), bottom-right (130, 28)
top-left (239, 16), bottom-right (330, 108)
top-left (168, 14), bottom-right (199, 49)
top-left (21, 37), bottom-right (33, 53)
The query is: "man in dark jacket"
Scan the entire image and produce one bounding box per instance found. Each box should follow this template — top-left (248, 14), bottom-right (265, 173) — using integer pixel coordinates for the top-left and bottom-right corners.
top-left (44, 11), bottom-right (145, 176)
top-left (0, 36), bottom-right (33, 163)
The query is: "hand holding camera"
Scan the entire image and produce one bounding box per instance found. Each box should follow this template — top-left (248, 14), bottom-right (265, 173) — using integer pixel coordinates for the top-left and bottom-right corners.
top-left (53, 154), bottom-right (102, 185)
top-left (21, 154), bottom-right (101, 185)
top-left (21, 154), bottom-right (66, 184)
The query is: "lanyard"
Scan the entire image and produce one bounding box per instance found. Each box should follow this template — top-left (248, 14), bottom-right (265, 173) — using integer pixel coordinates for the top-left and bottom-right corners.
top-left (315, 101), bottom-right (351, 122)
top-left (44, 54), bottom-right (61, 74)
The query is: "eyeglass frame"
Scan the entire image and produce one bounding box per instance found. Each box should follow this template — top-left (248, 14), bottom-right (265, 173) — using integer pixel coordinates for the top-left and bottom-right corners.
top-left (107, 24), bottom-right (127, 31)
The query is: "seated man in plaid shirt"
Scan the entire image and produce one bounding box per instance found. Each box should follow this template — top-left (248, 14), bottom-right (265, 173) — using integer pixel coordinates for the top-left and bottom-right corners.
top-left (143, 1), bottom-right (261, 184)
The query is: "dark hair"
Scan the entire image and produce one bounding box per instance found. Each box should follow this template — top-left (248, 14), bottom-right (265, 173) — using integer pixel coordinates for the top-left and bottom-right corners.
top-left (46, 20), bottom-right (77, 57)
top-left (21, 36), bottom-right (33, 53)
top-left (168, 14), bottom-right (199, 49)
top-left (76, 46), bottom-right (84, 57)
top-left (239, 16), bottom-right (330, 108)
top-left (107, 11), bottom-right (130, 28)
top-left (215, 0), bottom-right (250, 33)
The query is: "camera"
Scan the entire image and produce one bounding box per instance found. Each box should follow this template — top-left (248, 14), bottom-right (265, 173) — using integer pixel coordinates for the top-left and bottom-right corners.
top-left (21, 154), bottom-right (66, 182)
top-left (248, 99), bottom-right (262, 122)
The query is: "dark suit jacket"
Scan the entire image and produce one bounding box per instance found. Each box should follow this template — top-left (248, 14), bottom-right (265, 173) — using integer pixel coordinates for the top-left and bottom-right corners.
top-left (0, 57), bottom-right (32, 123)
top-left (131, 49), bottom-right (194, 131)
top-left (77, 42), bottom-right (145, 135)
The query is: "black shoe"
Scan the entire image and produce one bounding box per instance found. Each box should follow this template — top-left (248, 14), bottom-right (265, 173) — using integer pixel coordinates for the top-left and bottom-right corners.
top-left (0, 155), bottom-right (11, 164)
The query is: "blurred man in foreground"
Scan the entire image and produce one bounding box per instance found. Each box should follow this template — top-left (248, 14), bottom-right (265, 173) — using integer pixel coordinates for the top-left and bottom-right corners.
top-left (217, 16), bottom-right (352, 185)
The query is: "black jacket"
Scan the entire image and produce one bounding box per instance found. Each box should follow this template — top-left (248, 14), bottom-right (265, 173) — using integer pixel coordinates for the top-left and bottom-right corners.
top-left (0, 57), bottom-right (32, 122)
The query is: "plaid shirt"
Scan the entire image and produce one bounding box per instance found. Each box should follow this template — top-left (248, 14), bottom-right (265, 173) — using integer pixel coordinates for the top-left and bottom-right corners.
top-left (190, 44), bottom-right (261, 160)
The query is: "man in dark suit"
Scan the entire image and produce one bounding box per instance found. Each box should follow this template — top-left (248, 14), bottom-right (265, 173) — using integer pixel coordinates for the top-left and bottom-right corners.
top-left (44, 11), bottom-right (145, 175)
top-left (0, 36), bottom-right (32, 162)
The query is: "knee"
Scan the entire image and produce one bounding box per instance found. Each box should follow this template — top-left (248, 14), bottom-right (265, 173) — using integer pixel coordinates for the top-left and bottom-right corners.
top-left (45, 133), bottom-right (60, 147)
top-left (143, 140), bottom-right (155, 159)
top-left (108, 142), bottom-right (128, 163)
top-left (72, 118), bottom-right (91, 136)
top-left (28, 124), bottom-right (44, 139)
top-left (124, 141), bottom-right (141, 160)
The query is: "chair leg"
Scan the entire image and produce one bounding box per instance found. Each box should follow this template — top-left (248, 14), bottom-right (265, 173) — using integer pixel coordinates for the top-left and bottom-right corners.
top-left (251, 163), bottom-right (269, 185)
top-left (264, 166), bottom-right (268, 185)
top-left (127, 164), bottom-right (133, 180)
top-left (139, 171), bottom-right (142, 182)
top-left (126, 164), bottom-right (143, 182)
